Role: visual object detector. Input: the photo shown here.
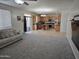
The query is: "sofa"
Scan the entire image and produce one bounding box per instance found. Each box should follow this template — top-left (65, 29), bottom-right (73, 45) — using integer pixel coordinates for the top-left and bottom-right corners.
top-left (0, 28), bottom-right (23, 48)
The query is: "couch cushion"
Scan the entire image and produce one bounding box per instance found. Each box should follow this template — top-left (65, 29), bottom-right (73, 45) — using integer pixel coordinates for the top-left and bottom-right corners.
top-left (0, 29), bottom-right (20, 39)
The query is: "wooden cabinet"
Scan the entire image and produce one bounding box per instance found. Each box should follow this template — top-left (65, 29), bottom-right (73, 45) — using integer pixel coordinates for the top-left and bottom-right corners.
top-left (55, 25), bottom-right (60, 32)
top-left (32, 15), bottom-right (61, 31)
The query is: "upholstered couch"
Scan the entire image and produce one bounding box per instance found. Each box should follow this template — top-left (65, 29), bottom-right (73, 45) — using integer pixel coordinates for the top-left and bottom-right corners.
top-left (0, 28), bottom-right (23, 48)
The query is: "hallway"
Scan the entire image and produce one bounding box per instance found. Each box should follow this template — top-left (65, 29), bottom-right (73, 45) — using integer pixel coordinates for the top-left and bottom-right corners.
top-left (0, 31), bottom-right (75, 59)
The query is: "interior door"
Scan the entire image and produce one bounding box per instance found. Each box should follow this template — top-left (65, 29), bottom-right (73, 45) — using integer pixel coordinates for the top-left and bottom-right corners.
top-left (24, 16), bottom-right (32, 32)
top-left (24, 16), bottom-right (27, 32)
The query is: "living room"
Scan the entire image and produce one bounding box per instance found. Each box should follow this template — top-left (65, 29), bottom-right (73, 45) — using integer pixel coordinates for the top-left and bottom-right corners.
top-left (0, 0), bottom-right (79, 59)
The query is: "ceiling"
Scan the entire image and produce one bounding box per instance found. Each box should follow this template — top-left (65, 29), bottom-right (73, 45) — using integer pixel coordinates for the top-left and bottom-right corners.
top-left (0, 0), bottom-right (79, 14)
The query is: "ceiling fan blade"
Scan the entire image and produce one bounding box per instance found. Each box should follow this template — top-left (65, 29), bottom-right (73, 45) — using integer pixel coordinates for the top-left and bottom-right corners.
top-left (24, 2), bottom-right (29, 5)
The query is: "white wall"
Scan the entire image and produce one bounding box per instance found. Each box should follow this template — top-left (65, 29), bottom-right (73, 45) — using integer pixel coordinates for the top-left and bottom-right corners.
top-left (0, 3), bottom-right (34, 33)
top-left (66, 11), bottom-right (79, 59)
top-left (60, 11), bottom-right (79, 59)
top-left (60, 12), bottom-right (70, 32)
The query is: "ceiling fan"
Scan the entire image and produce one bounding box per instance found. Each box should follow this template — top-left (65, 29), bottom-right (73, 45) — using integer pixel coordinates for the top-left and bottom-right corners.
top-left (14, 0), bottom-right (37, 5)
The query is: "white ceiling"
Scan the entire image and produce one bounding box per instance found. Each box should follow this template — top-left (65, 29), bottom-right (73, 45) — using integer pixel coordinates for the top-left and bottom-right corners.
top-left (0, 0), bottom-right (79, 14)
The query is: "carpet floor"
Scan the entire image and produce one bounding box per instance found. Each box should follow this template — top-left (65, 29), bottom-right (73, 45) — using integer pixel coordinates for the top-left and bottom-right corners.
top-left (0, 31), bottom-right (75, 59)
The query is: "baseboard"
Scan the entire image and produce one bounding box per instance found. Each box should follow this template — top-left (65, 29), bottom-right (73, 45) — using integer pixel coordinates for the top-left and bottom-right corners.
top-left (67, 36), bottom-right (79, 59)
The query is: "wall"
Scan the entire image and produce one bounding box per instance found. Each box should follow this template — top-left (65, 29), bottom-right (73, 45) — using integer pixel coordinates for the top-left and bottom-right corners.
top-left (60, 11), bottom-right (79, 59)
top-left (0, 3), bottom-right (33, 33)
top-left (66, 11), bottom-right (79, 59)
top-left (60, 12), bottom-right (70, 32)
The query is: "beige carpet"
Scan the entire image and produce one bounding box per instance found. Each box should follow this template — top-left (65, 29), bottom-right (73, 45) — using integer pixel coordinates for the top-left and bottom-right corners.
top-left (0, 31), bottom-right (75, 59)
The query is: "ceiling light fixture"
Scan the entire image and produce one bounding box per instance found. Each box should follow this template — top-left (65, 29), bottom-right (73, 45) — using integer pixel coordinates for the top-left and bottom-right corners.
top-left (41, 15), bottom-right (46, 17)
top-left (24, 14), bottom-right (31, 17)
top-left (34, 8), bottom-right (53, 12)
top-left (15, 0), bottom-right (24, 4)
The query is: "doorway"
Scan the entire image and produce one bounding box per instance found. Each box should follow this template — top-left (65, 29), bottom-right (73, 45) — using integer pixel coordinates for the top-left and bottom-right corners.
top-left (32, 15), bottom-right (61, 32)
top-left (24, 15), bottom-right (32, 33)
